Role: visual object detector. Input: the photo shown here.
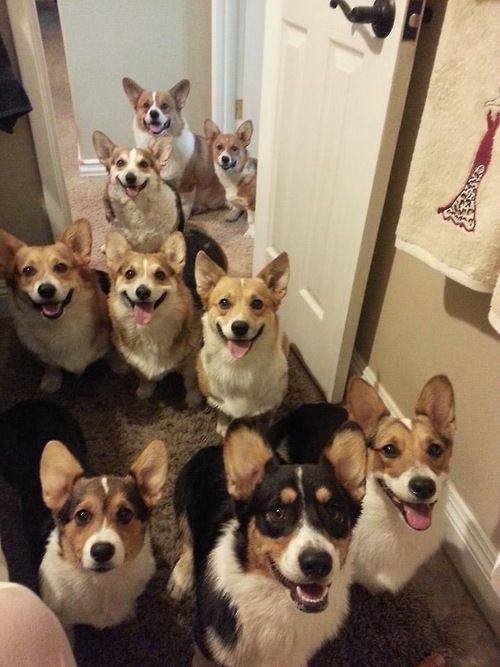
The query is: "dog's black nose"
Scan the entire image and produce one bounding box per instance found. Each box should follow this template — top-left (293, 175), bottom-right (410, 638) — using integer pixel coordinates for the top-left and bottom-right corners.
top-left (125, 171), bottom-right (137, 185)
top-left (90, 541), bottom-right (115, 563)
top-left (221, 154), bottom-right (230, 164)
top-left (149, 109), bottom-right (159, 121)
top-left (231, 320), bottom-right (249, 337)
top-left (409, 476), bottom-right (436, 500)
top-left (299, 549), bottom-right (332, 579)
top-left (135, 285), bottom-right (151, 301)
top-left (38, 283), bottom-right (56, 300)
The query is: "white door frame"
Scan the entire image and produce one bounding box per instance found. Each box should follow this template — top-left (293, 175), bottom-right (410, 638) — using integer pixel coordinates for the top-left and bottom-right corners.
top-left (6, 0), bottom-right (70, 240)
top-left (211, 0), bottom-right (239, 130)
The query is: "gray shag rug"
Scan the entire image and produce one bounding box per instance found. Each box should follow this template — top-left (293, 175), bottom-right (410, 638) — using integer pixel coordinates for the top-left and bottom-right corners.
top-left (1, 320), bottom-right (499, 667)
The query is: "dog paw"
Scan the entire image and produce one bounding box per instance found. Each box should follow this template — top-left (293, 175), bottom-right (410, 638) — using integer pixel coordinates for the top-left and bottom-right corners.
top-left (136, 380), bottom-right (156, 399)
top-left (216, 421), bottom-right (228, 438)
top-left (167, 558), bottom-right (193, 601)
top-left (40, 368), bottom-right (62, 393)
top-left (185, 388), bottom-right (202, 409)
top-left (100, 243), bottom-right (106, 255)
top-left (226, 209), bottom-right (244, 223)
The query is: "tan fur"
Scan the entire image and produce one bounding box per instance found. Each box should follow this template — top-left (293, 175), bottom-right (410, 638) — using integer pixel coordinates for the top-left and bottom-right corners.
top-left (205, 119), bottom-right (257, 238)
top-left (323, 426), bottom-right (368, 502)
top-left (0, 219), bottom-right (110, 392)
top-left (223, 426), bottom-right (273, 500)
top-left (106, 231), bottom-right (202, 402)
top-left (123, 77), bottom-right (225, 218)
top-left (195, 251), bottom-right (290, 434)
top-left (280, 487), bottom-right (298, 504)
top-left (246, 517), bottom-right (298, 577)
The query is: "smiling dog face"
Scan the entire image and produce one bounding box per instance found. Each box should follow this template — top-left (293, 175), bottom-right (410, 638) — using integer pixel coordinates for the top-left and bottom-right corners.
top-left (195, 251), bottom-right (289, 359)
top-left (204, 119), bottom-right (253, 173)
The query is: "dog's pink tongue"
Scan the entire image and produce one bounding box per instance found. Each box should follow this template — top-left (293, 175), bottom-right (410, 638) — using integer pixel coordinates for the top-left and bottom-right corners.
top-left (41, 303), bottom-right (62, 317)
top-left (296, 583), bottom-right (326, 602)
top-left (227, 339), bottom-right (252, 359)
top-left (133, 303), bottom-right (153, 325)
top-left (126, 186), bottom-right (139, 199)
top-left (404, 502), bottom-right (433, 531)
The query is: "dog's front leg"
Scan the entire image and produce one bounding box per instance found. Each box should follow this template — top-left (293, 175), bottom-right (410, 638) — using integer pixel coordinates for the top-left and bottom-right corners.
top-left (243, 209), bottom-right (255, 238)
top-left (181, 189), bottom-right (196, 220)
top-left (226, 205), bottom-right (244, 223)
top-left (181, 358), bottom-right (202, 408)
top-left (40, 365), bottom-right (63, 393)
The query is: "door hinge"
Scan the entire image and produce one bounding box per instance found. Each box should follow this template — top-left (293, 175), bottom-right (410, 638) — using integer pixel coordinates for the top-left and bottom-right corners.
top-left (235, 98), bottom-right (243, 120)
top-left (403, 0), bottom-right (432, 41)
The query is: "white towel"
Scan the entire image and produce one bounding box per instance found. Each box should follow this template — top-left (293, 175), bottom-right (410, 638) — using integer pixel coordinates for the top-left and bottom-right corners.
top-left (396, 0), bottom-right (500, 300)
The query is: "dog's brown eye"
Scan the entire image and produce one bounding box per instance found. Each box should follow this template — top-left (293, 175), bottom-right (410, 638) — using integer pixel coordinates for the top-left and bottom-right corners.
top-left (266, 505), bottom-right (287, 523)
top-left (427, 443), bottom-right (443, 459)
top-left (154, 269), bottom-right (167, 281)
top-left (143, 102), bottom-right (150, 110)
top-left (216, 143), bottom-right (223, 151)
top-left (125, 268), bottom-right (136, 280)
top-left (250, 298), bottom-right (263, 311)
top-left (54, 262), bottom-right (68, 274)
top-left (380, 443), bottom-right (399, 459)
top-left (219, 298), bottom-right (231, 310)
top-left (328, 506), bottom-right (344, 523)
top-left (139, 160), bottom-right (149, 169)
top-left (231, 145), bottom-right (238, 152)
top-left (116, 507), bottom-right (134, 525)
top-left (75, 509), bottom-right (92, 527)
top-left (116, 158), bottom-right (126, 168)
top-left (161, 104), bottom-right (169, 111)
top-left (22, 265), bottom-right (36, 277)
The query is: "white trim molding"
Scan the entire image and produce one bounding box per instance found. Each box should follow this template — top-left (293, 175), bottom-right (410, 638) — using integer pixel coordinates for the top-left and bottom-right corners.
top-left (211, 0), bottom-right (239, 130)
top-left (351, 349), bottom-right (500, 638)
top-left (79, 158), bottom-right (106, 178)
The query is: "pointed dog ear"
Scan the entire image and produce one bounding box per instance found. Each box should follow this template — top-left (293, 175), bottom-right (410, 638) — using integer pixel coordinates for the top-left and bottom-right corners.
top-left (92, 131), bottom-right (116, 170)
top-left (195, 250), bottom-right (226, 307)
top-left (148, 137), bottom-right (173, 170)
top-left (236, 120), bottom-right (253, 147)
top-left (204, 119), bottom-right (221, 142)
top-left (0, 229), bottom-right (24, 277)
top-left (223, 422), bottom-right (273, 501)
top-left (129, 440), bottom-right (168, 509)
top-left (323, 423), bottom-right (367, 502)
top-left (61, 219), bottom-right (92, 265)
top-left (346, 377), bottom-right (388, 440)
top-left (122, 77), bottom-right (145, 108)
top-left (161, 232), bottom-right (186, 275)
top-left (257, 252), bottom-right (290, 305)
top-left (415, 375), bottom-right (455, 441)
top-left (170, 79), bottom-right (190, 110)
top-left (40, 440), bottom-right (83, 512)
top-left (105, 230), bottom-right (130, 270)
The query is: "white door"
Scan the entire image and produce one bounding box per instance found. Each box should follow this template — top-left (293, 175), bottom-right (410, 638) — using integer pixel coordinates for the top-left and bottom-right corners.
top-left (253, 0), bottom-right (422, 400)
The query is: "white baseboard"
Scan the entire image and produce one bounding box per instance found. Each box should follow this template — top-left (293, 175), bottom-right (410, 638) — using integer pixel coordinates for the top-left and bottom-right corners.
top-left (351, 350), bottom-right (500, 638)
top-left (79, 158), bottom-right (106, 178)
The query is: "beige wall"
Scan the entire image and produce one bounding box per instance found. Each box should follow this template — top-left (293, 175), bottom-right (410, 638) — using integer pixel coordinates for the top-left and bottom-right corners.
top-left (356, 0), bottom-right (500, 550)
top-left (58, 0), bottom-right (212, 161)
top-left (0, 1), bottom-right (52, 244)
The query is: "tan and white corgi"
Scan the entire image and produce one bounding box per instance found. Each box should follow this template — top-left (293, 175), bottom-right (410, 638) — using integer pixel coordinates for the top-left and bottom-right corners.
top-left (106, 230), bottom-right (202, 403)
top-left (93, 131), bottom-right (183, 253)
top-left (122, 77), bottom-right (226, 219)
top-left (195, 251), bottom-right (290, 435)
top-left (205, 119), bottom-right (257, 239)
top-left (0, 219), bottom-right (110, 392)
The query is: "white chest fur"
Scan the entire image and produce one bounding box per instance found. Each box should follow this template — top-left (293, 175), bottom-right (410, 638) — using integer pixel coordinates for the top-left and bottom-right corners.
top-left (350, 475), bottom-right (446, 593)
top-left (133, 121), bottom-right (195, 184)
top-left (40, 529), bottom-right (155, 629)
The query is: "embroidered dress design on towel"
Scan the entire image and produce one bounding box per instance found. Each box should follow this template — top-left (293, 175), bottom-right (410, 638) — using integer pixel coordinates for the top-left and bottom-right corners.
top-left (437, 111), bottom-right (500, 232)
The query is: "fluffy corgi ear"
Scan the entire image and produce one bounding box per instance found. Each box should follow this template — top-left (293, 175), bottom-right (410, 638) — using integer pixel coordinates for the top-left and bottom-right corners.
top-left (148, 137), bottom-right (172, 170)
top-left (195, 250), bottom-right (226, 305)
top-left (129, 440), bottom-right (168, 509)
top-left (170, 79), bottom-right (190, 110)
top-left (40, 440), bottom-right (83, 512)
top-left (92, 131), bottom-right (116, 170)
top-left (323, 423), bottom-right (367, 502)
top-left (415, 375), bottom-right (455, 441)
top-left (122, 77), bottom-right (144, 107)
top-left (346, 377), bottom-right (388, 440)
top-left (204, 119), bottom-right (221, 142)
top-left (0, 230), bottom-right (24, 276)
top-left (105, 231), bottom-right (130, 269)
top-left (223, 422), bottom-right (273, 501)
top-left (162, 231), bottom-right (186, 275)
top-left (257, 252), bottom-right (290, 305)
top-left (61, 219), bottom-right (92, 264)
top-left (236, 120), bottom-right (253, 147)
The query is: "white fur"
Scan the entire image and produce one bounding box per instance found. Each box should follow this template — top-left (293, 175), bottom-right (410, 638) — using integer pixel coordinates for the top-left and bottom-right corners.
top-left (81, 522), bottom-right (126, 571)
top-left (40, 528), bottom-right (155, 630)
top-left (204, 519), bottom-right (351, 667)
top-left (350, 474), bottom-right (448, 593)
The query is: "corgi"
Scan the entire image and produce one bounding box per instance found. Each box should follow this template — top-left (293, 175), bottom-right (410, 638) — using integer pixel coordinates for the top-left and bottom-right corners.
top-left (0, 219), bottom-right (110, 392)
top-left (40, 437), bottom-right (168, 630)
top-left (195, 251), bottom-right (290, 435)
top-left (270, 375), bottom-right (456, 594)
top-left (168, 419), bottom-right (367, 667)
top-left (93, 130), bottom-right (183, 253)
top-left (106, 230), bottom-right (202, 403)
top-left (122, 77), bottom-right (226, 219)
top-left (204, 119), bottom-right (257, 239)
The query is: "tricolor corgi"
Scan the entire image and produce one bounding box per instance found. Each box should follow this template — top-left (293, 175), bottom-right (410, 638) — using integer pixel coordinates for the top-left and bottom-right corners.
top-left (270, 375), bottom-right (456, 594)
top-left (0, 219), bottom-right (110, 392)
top-left (195, 251), bottom-right (290, 435)
top-left (122, 77), bottom-right (226, 219)
top-left (205, 119), bottom-right (257, 239)
top-left (168, 419), bottom-right (367, 667)
top-left (93, 131), bottom-right (183, 252)
top-left (105, 230), bottom-right (202, 403)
